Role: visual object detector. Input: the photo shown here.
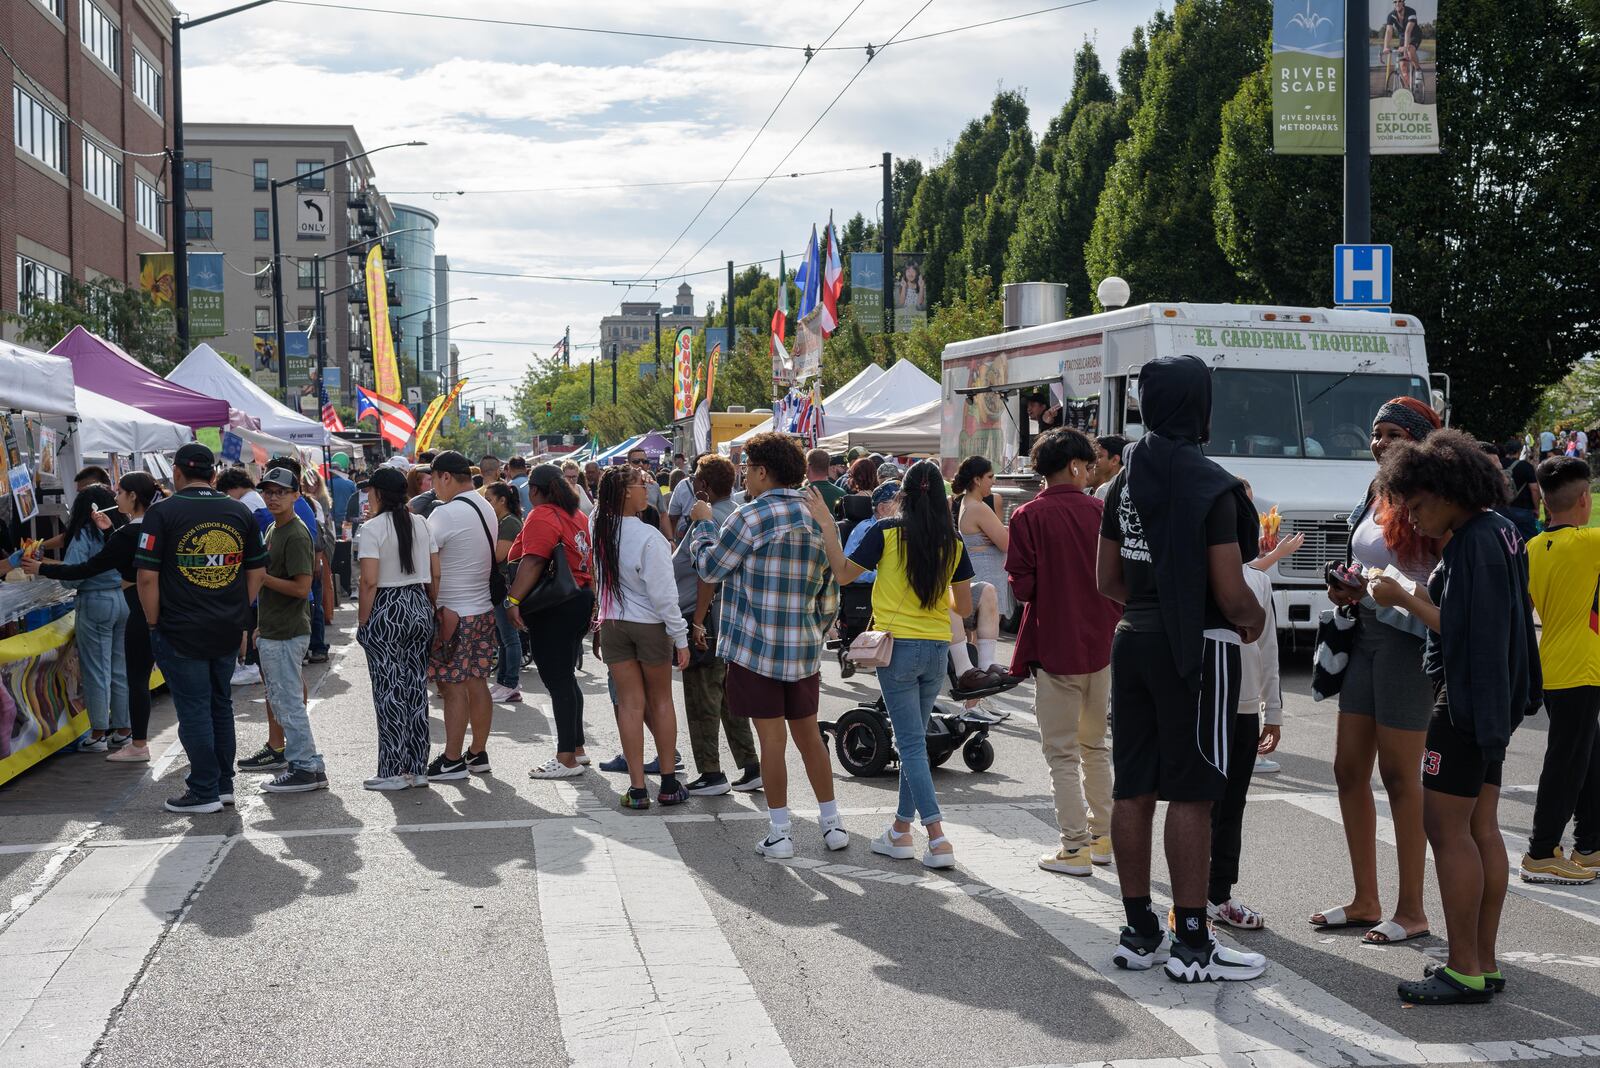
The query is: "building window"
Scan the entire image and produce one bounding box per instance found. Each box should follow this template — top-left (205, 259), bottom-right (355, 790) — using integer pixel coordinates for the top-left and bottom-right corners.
top-left (135, 176), bottom-right (163, 235)
top-left (17, 255), bottom-right (68, 312)
top-left (13, 86), bottom-right (68, 176)
top-left (82, 137), bottom-right (122, 209)
top-left (254, 257), bottom-right (271, 292)
top-left (183, 158), bottom-right (211, 190)
top-left (184, 208), bottom-right (212, 240)
top-left (132, 51), bottom-right (161, 114)
top-left (255, 307), bottom-right (271, 330)
top-left (80, 0), bottom-right (120, 75)
top-left (295, 160), bottom-right (325, 190)
top-left (33, 0), bottom-right (68, 20)
top-left (298, 306), bottom-right (316, 327)
top-left (253, 159), bottom-right (268, 191)
top-left (253, 208), bottom-right (270, 241)
top-left (297, 260), bottom-right (315, 289)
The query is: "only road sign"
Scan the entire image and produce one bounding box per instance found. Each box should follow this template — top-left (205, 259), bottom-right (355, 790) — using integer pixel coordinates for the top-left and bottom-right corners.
top-left (297, 193), bottom-right (331, 239)
top-left (1333, 244), bottom-right (1392, 306)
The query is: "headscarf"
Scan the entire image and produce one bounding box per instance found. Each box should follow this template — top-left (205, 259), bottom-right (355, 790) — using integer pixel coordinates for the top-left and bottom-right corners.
top-left (1125, 355), bottom-right (1259, 686)
top-left (1372, 396), bottom-right (1440, 443)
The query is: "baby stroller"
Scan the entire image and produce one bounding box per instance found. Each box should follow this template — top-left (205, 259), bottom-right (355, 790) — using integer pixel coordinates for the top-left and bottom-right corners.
top-left (820, 644), bottom-right (1019, 777)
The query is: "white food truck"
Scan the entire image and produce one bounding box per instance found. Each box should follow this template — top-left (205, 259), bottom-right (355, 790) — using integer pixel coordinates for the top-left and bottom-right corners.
top-left (939, 288), bottom-right (1444, 632)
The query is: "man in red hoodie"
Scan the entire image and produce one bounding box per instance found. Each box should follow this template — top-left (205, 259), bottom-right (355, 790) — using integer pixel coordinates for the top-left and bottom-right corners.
top-left (1006, 428), bottom-right (1124, 876)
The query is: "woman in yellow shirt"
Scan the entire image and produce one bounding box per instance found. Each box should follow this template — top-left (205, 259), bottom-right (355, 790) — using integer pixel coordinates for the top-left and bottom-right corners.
top-left (809, 461), bottom-right (974, 868)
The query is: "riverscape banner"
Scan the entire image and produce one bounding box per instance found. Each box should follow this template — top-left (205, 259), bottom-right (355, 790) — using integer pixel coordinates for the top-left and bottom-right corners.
top-left (1272, 0), bottom-right (1345, 154)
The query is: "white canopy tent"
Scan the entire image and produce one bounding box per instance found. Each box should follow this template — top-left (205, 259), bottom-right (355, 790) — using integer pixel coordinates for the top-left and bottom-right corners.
top-left (74, 388), bottom-right (192, 456)
top-left (817, 396), bottom-right (941, 456)
top-left (167, 343), bottom-right (331, 446)
top-left (724, 363), bottom-right (887, 451)
top-left (0, 341), bottom-right (77, 415)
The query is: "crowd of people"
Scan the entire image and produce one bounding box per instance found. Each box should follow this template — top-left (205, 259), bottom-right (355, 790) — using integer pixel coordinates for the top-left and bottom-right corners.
top-left (30, 354), bottom-right (1600, 1007)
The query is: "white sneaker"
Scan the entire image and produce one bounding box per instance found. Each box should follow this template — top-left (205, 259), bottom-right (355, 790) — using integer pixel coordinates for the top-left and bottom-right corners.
top-left (230, 663), bottom-right (261, 687)
top-left (756, 827), bottom-right (796, 859)
top-left (870, 827), bottom-right (916, 860)
top-left (1253, 756), bottom-right (1281, 775)
top-left (363, 775), bottom-right (411, 791)
top-left (489, 684), bottom-right (522, 703)
top-left (75, 735), bottom-right (109, 753)
top-left (529, 757), bottom-right (584, 780)
top-left (922, 835), bottom-right (956, 870)
top-left (962, 702), bottom-right (1005, 725)
top-left (575, 753), bottom-right (592, 766)
top-left (1164, 937), bottom-right (1267, 983)
top-left (821, 819), bottom-right (849, 851)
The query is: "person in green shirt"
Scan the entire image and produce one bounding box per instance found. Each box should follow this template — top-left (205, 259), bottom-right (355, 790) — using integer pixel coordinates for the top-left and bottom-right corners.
top-left (806, 448), bottom-right (846, 515)
top-left (255, 467), bottom-right (328, 794)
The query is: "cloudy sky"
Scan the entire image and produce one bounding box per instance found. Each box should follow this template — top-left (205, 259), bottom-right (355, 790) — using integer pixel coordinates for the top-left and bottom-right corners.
top-left (186, 0), bottom-right (1163, 413)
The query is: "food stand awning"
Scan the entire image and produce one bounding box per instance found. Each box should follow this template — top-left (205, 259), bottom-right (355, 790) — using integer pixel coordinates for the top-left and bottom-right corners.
top-left (817, 397), bottom-right (941, 455)
top-left (49, 326), bottom-right (245, 430)
top-left (74, 388), bottom-right (192, 455)
top-left (0, 341), bottom-right (78, 415)
top-left (167, 343), bottom-right (330, 445)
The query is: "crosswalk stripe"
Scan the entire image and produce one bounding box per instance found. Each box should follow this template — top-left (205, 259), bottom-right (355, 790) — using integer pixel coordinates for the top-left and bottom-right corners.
top-left (532, 813), bottom-right (794, 1068)
top-left (945, 805), bottom-right (1437, 1066)
top-left (1281, 793), bottom-right (1600, 929)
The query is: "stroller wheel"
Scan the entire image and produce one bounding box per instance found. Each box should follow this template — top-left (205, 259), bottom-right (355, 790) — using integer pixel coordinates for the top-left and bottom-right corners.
top-left (962, 735), bottom-right (994, 773)
top-left (834, 708), bottom-right (893, 777)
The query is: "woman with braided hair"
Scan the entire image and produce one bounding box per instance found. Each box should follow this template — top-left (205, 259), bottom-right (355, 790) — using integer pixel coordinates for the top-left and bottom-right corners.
top-left (1310, 395), bottom-right (1443, 945)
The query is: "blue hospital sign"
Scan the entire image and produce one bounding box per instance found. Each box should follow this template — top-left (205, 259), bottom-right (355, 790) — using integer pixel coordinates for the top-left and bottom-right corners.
top-left (1333, 244), bottom-right (1393, 306)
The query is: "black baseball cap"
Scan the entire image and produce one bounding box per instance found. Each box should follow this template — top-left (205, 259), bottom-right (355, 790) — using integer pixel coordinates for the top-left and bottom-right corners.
top-left (369, 467), bottom-right (407, 495)
top-left (174, 442), bottom-right (215, 472)
top-left (528, 463), bottom-right (564, 492)
top-left (429, 450), bottom-right (472, 477)
top-left (257, 468), bottom-right (298, 492)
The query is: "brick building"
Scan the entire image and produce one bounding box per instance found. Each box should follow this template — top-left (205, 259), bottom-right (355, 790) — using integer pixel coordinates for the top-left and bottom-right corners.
top-left (3, 0), bottom-right (178, 341)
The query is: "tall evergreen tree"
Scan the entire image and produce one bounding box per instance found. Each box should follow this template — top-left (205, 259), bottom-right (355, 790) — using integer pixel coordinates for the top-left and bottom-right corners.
top-left (959, 126), bottom-right (1035, 290)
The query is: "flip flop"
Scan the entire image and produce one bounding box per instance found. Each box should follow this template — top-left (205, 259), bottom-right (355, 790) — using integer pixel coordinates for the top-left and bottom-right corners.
top-left (1399, 968), bottom-right (1492, 1005)
top-left (1309, 906), bottom-right (1382, 930)
top-left (1363, 919), bottom-right (1431, 945)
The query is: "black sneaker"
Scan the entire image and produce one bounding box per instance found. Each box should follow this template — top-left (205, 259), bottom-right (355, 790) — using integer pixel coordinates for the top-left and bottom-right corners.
top-left (262, 768), bottom-right (330, 794)
top-left (465, 748), bottom-right (492, 775)
top-left (1163, 936), bottom-right (1267, 983)
top-left (658, 784), bottom-right (690, 806)
top-left (306, 649), bottom-right (330, 664)
top-left (164, 792), bottom-right (223, 814)
top-left (686, 772), bottom-right (730, 796)
top-left (1111, 926), bottom-right (1169, 971)
top-left (237, 744), bottom-right (287, 772)
top-left (427, 752), bottom-right (470, 781)
top-left (642, 752), bottom-right (685, 775)
top-left (730, 764), bottom-right (763, 792)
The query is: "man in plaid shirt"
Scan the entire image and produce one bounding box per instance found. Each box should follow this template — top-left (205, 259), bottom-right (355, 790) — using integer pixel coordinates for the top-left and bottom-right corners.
top-left (690, 432), bottom-right (847, 859)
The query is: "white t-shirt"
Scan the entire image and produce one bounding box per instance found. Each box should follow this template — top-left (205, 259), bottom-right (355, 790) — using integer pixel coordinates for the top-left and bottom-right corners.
top-left (240, 490), bottom-right (267, 513)
top-left (1541, 430), bottom-right (1556, 452)
top-left (1350, 509), bottom-right (1433, 585)
top-left (427, 492), bottom-right (497, 616)
top-left (357, 510), bottom-right (437, 587)
top-left (1579, 431), bottom-right (1589, 455)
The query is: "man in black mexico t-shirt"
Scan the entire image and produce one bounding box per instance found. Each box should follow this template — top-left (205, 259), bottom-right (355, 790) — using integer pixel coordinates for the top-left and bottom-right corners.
top-left (136, 442), bottom-right (266, 815)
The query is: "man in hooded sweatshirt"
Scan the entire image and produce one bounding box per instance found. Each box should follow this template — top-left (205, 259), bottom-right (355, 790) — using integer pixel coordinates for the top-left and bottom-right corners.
top-left (1096, 355), bottom-right (1269, 983)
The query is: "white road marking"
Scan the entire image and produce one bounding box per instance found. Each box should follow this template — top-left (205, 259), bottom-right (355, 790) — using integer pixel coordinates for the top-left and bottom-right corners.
top-left (1013, 1034), bottom-right (1600, 1067)
top-left (1283, 793), bottom-right (1600, 929)
top-left (0, 837), bottom-right (225, 1067)
top-left (532, 813), bottom-right (793, 1068)
top-left (0, 824), bottom-right (100, 932)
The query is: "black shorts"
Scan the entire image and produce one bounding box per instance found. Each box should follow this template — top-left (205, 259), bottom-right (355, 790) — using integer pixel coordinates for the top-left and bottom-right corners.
top-left (1111, 629), bottom-right (1240, 803)
top-left (1422, 685), bottom-right (1502, 797)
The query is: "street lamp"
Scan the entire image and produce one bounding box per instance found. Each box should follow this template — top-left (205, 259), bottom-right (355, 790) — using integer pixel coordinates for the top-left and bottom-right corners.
top-left (171, 0), bottom-right (277, 349)
top-left (394, 297), bottom-right (478, 390)
top-left (271, 141), bottom-right (426, 400)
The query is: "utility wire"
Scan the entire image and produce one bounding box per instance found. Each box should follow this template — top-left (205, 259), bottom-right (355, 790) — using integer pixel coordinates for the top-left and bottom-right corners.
top-left (384, 163), bottom-right (882, 197)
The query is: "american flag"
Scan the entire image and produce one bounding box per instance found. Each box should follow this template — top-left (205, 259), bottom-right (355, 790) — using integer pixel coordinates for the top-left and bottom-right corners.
top-left (321, 403), bottom-right (346, 433)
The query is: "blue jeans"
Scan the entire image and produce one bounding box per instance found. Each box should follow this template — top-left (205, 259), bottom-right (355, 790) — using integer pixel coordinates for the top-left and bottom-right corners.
top-left (492, 601), bottom-right (521, 688)
top-left (259, 634), bottom-right (322, 773)
top-left (76, 587), bottom-right (129, 733)
top-left (309, 575), bottom-right (328, 655)
top-left (151, 630), bottom-right (236, 802)
top-left (879, 637), bottom-right (949, 826)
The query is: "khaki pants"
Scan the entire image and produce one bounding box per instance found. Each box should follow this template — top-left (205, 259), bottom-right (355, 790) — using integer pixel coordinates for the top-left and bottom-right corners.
top-left (682, 656), bottom-right (758, 775)
top-left (1035, 667), bottom-right (1112, 852)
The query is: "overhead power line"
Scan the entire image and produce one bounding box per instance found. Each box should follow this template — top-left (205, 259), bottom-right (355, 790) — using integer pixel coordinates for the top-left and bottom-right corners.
top-left (384, 163), bottom-right (882, 198)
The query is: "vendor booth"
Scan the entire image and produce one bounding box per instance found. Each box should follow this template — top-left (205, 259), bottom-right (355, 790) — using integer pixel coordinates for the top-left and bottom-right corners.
top-left (168, 343), bottom-right (330, 446)
top-left (595, 430), bottom-right (671, 466)
top-left (817, 396), bottom-right (941, 456)
top-left (50, 326), bottom-right (243, 430)
top-left (725, 364), bottom-right (885, 450)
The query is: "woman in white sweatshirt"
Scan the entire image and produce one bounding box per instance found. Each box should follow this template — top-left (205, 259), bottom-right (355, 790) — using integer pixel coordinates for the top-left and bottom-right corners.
top-left (592, 465), bottom-right (691, 809)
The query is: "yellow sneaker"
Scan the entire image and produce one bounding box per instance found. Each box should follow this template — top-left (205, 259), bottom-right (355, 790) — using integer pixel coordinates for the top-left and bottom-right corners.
top-left (1038, 848), bottom-right (1093, 876)
top-left (1090, 835), bottom-right (1114, 866)
top-left (1521, 848), bottom-right (1597, 885)
top-left (1573, 848), bottom-right (1600, 870)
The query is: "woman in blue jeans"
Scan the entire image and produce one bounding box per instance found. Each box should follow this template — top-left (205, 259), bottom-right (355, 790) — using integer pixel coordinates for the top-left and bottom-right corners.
top-left (809, 460), bottom-right (974, 868)
top-left (47, 486), bottom-right (130, 751)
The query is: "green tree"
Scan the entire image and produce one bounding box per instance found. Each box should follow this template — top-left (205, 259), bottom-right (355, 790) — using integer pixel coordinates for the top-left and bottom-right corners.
top-left (1085, 0), bottom-right (1270, 306)
top-left (959, 125), bottom-right (1035, 290)
top-left (5, 278), bottom-right (182, 372)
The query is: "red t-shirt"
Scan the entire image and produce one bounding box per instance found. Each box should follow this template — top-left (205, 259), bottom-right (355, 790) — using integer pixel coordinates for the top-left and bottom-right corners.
top-left (509, 504), bottom-right (593, 587)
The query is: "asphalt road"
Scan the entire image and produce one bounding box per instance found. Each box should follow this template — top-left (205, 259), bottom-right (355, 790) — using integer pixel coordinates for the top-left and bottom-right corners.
top-left (3, 606), bottom-right (1600, 1068)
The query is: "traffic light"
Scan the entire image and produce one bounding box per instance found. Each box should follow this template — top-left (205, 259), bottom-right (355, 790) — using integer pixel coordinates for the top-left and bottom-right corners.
top-left (545, 399), bottom-right (553, 416)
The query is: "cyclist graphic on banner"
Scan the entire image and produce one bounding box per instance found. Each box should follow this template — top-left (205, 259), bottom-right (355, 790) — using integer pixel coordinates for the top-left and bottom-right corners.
top-left (1369, 0), bottom-right (1439, 153)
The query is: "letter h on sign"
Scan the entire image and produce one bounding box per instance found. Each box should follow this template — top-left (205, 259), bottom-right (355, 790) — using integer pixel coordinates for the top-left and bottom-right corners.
top-left (1333, 244), bottom-right (1392, 306)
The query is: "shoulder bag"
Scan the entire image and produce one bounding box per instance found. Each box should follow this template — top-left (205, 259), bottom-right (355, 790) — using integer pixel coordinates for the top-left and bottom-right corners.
top-left (519, 532), bottom-right (581, 615)
top-left (1311, 490), bottom-right (1369, 700)
top-left (455, 498), bottom-right (508, 607)
top-left (847, 620), bottom-right (894, 669)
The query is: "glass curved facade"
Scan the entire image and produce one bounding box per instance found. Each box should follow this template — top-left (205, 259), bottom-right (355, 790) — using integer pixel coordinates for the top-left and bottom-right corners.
top-left (390, 204), bottom-right (439, 374)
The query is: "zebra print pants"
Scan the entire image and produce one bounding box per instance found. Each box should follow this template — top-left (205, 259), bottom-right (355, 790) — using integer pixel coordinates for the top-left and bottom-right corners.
top-left (358, 583), bottom-right (435, 778)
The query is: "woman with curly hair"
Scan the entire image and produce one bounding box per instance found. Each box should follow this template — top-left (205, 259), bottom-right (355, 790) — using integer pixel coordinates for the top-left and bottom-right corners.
top-left (1311, 396), bottom-right (1445, 945)
top-left (1368, 428), bottom-right (1541, 1004)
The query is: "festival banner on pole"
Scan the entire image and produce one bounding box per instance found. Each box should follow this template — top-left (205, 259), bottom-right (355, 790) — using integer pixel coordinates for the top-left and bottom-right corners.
top-left (1271, 0), bottom-right (1344, 154)
top-left (140, 252), bottom-right (225, 337)
top-left (1369, 0), bottom-right (1440, 154)
top-left (791, 308), bottom-right (824, 383)
top-left (365, 246), bottom-right (402, 401)
top-left (851, 254), bottom-right (885, 334)
top-left (415, 378), bottom-right (467, 453)
top-left (672, 328), bottom-right (694, 419)
top-left (891, 253), bottom-right (928, 333)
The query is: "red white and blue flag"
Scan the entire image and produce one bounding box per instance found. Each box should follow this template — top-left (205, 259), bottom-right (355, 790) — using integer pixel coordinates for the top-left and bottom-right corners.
top-left (795, 225), bottom-right (820, 320)
top-left (356, 385), bottom-right (417, 449)
top-left (820, 213), bottom-right (843, 337)
top-left (138, 532), bottom-right (156, 552)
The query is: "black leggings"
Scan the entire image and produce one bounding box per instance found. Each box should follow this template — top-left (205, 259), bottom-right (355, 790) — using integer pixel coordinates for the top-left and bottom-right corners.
top-left (1530, 686), bottom-right (1600, 857)
top-left (1209, 712), bottom-right (1261, 905)
top-left (524, 587), bottom-right (594, 754)
top-left (123, 586), bottom-right (154, 742)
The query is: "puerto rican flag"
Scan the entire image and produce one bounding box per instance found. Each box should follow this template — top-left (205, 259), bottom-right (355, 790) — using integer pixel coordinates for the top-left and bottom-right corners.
top-left (820, 213), bottom-right (842, 337)
top-left (355, 389), bottom-right (380, 424)
top-left (356, 385), bottom-right (417, 449)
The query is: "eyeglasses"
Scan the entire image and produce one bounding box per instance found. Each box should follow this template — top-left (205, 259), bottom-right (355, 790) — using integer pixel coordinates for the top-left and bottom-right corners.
top-left (629, 458), bottom-right (649, 466)
top-left (563, 473), bottom-right (580, 482)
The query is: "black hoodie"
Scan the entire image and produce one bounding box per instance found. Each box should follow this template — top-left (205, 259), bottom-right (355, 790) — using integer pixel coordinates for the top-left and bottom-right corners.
top-left (1118, 355), bottom-right (1259, 687)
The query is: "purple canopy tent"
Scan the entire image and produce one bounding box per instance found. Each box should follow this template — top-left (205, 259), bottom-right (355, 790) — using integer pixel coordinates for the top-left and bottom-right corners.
top-left (597, 430), bottom-right (672, 466)
top-left (49, 326), bottom-right (247, 431)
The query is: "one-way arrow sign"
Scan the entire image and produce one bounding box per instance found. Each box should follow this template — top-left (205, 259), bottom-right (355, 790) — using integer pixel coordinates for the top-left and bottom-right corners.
top-left (297, 192), bottom-right (330, 238)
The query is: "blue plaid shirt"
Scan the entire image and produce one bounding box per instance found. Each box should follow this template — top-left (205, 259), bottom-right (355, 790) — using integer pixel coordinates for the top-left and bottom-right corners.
top-left (690, 488), bottom-right (837, 681)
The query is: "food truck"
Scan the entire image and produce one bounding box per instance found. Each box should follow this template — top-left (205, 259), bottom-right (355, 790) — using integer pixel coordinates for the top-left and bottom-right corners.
top-left (940, 286), bottom-right (1444, 631)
